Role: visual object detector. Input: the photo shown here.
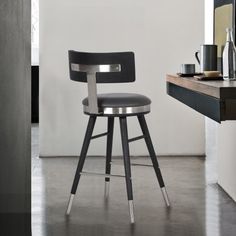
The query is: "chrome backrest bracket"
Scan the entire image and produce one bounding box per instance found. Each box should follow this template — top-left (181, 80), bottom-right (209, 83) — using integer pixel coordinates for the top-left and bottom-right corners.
top-left (87, 73), bottom-right (99, 114)
top-left (71, 63), bottom-right (121, 114)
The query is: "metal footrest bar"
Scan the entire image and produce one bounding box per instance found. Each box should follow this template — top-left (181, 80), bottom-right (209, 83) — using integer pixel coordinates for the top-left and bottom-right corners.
top-left (128, 135), bottom-right (145, 143)
top-left (131, 163), bottom-right (153, 167)
top-left (110, 160), bottom-right (153, 167)
top-left (91, 132), bottom-right (108, 140)
top-left (80, 171), bottom-right (125, 178)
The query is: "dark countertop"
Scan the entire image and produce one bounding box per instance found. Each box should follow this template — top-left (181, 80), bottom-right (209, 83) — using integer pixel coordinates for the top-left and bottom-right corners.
top-left (166, 74), bottom-right (236, 99)
top-left (166, 74), bottom-right (236, 122)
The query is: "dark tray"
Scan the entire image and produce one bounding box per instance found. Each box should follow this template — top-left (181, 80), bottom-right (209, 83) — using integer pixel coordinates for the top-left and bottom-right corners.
top-left (177, 72), bottom-right (203, 77)
top-left (194, 75), bottom-right (223, 81)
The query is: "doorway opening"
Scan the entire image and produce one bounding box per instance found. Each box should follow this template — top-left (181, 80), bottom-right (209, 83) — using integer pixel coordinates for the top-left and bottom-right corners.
top-left (31, 0), bottom-right (39, 123)
top-left (31, 1), bottom-right (41, 233)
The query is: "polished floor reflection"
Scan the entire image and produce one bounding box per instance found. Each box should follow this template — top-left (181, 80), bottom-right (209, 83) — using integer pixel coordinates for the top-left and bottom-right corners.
top-left (32, 125), bottom-right (236, 236)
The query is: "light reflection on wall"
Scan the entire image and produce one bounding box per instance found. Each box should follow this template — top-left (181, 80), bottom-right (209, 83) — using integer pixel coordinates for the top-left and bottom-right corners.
top-left (32, 162), bottom-right (46, 236)
top-left (32, 0), bottom-right (39, 65)
top-left (32, 0), bottom-right (39, 48)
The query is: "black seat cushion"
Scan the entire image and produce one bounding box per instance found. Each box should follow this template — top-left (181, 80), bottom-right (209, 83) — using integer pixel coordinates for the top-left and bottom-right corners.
top-left (82, 93), bottom-right (151, 108)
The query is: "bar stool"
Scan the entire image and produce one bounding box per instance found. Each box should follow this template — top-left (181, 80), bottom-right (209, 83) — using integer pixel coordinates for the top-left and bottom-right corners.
top-left (66, 51), bottom-right (170, 223)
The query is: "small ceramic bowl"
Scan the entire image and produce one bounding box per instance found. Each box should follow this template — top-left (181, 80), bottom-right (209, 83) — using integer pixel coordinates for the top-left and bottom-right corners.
top-left (204, 71), bottom-right (221, 77)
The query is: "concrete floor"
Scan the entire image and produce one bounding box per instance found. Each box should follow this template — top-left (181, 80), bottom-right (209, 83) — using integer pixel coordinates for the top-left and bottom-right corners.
top-left (32, 125), bottom-right (236, 236)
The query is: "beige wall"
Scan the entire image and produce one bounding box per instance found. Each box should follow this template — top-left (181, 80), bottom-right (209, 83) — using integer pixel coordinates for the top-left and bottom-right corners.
top-left (39, 0), bottom-right (205, 156)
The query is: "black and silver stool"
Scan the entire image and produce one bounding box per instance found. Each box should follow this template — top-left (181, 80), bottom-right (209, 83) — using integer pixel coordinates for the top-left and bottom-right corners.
top-left (66, 51), bottom-right (170, 223)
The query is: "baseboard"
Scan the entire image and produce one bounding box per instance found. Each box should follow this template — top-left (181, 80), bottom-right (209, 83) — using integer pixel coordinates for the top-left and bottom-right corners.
top-left (39, 154), bottom-right (206, 158)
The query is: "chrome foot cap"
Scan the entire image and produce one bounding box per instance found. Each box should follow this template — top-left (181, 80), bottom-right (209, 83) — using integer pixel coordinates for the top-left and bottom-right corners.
top-left (104, 182), bottom-right (110, 198)
top-left (161, 187), bottom-right (170, 207)
top-left (66, 194), bottom-right (75, 215)
top-left (128, 200), bottom-right (135, 224)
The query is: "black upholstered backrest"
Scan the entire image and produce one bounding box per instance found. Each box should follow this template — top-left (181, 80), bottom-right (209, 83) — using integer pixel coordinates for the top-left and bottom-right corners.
top-left (68, 51), bottom-right (135, 83)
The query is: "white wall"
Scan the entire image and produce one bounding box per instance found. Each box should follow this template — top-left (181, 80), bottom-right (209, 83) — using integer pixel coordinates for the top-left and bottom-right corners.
top-left (205, 0), bottom-right (236, 201)
top-left (217, 123), bottom-right (236, 200)
top-left (39, 0), bottom-right (205, 156)
top-left (205, 0), bottom-right (214, 44)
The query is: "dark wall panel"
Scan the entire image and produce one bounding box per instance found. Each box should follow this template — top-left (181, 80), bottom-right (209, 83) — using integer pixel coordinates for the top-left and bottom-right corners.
top-left (0, 0), bottom-right (31, 235)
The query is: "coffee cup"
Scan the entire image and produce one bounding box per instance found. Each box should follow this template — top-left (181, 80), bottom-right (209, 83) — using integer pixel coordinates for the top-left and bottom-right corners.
top-left (180, 64), bottom-right (195, 74)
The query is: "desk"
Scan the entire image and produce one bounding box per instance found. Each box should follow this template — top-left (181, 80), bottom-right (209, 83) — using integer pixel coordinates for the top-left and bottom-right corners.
top-left (166, 74), bottom-right (236, 123)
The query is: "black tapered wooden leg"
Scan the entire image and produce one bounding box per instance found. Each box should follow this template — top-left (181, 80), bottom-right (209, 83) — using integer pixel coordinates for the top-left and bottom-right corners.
top-left (66, 115), bottom-right (97, 215)
top-left (137, 115), bottom-right (170, 207)
top-left (104, 117), bottom-right (114, 198)
top-left (119, 117), bottom-right (135, 223)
